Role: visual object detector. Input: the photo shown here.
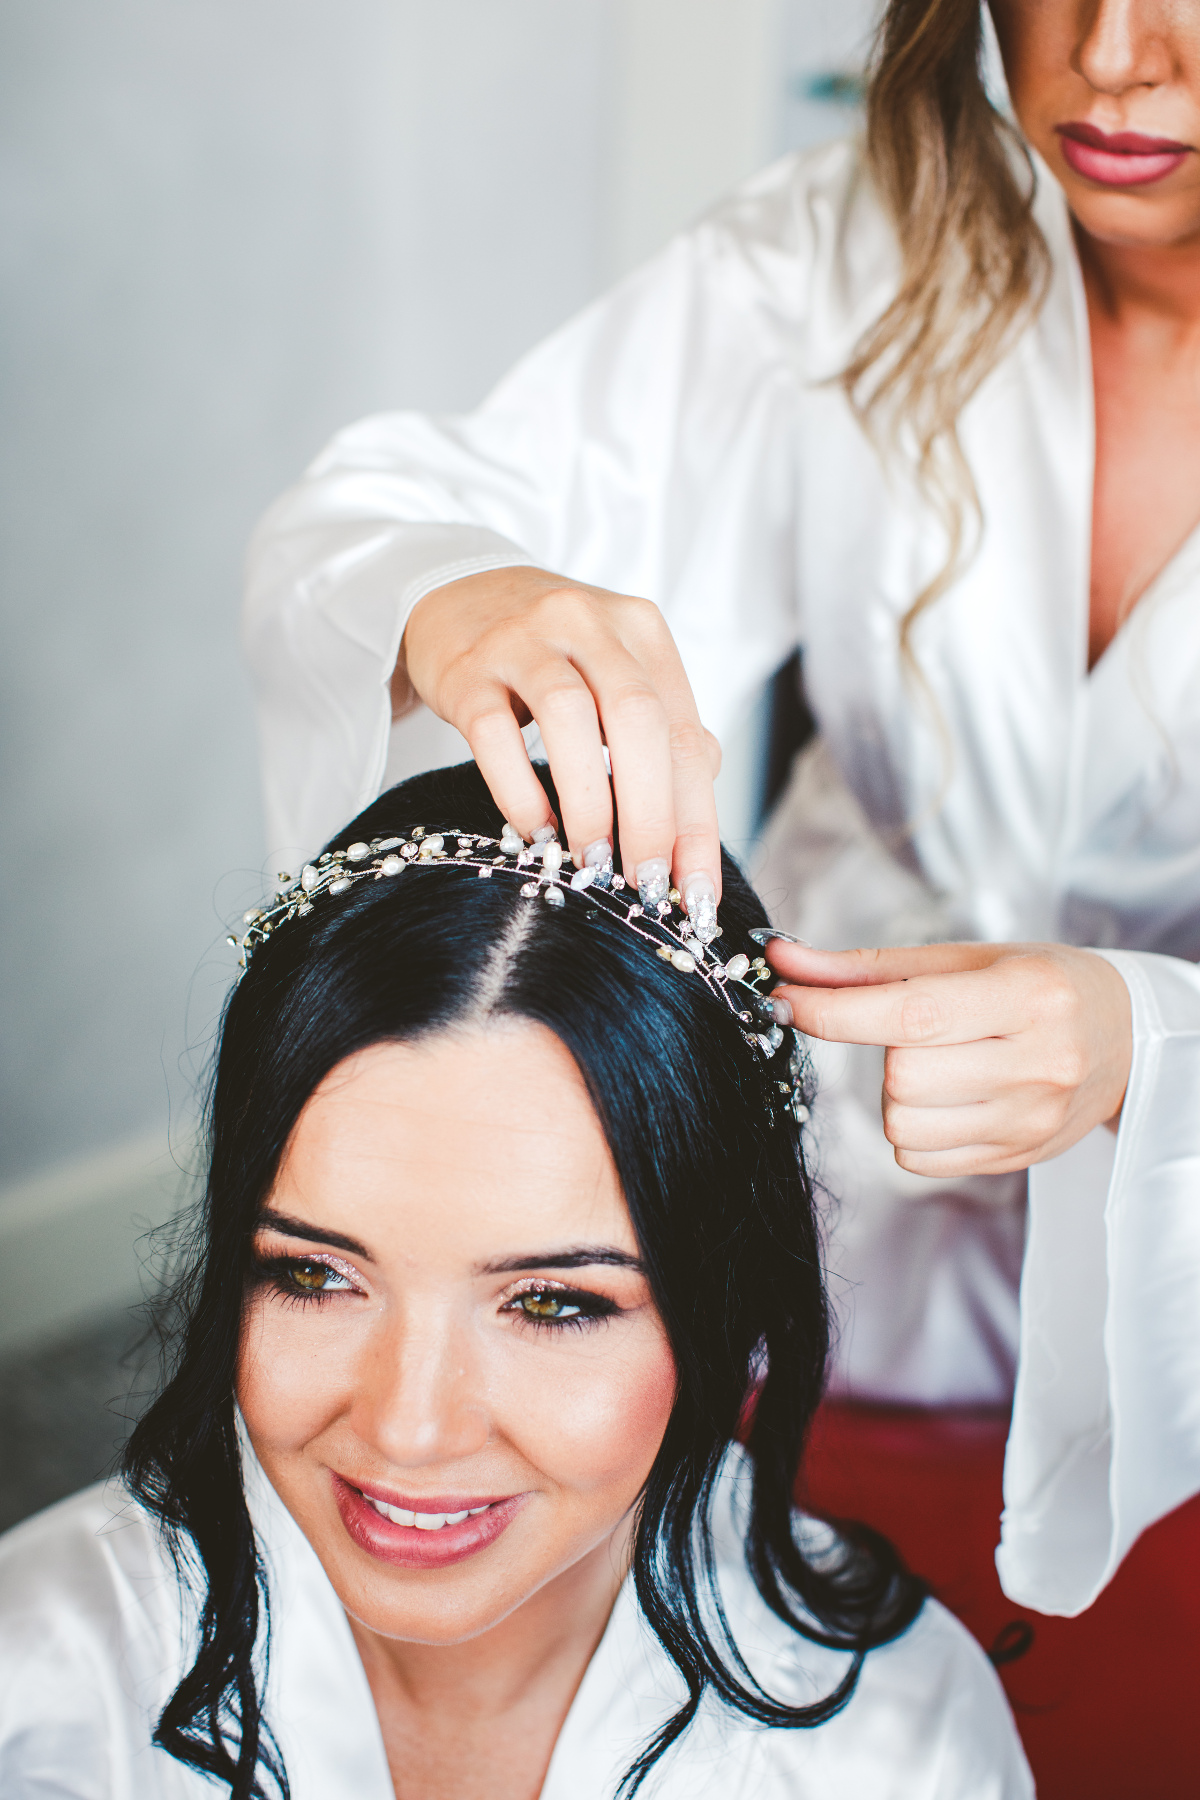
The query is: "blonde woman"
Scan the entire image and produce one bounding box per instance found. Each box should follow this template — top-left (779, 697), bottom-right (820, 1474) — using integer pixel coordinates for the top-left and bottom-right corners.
top-left (245, 0), bottom-right (1200, 1622)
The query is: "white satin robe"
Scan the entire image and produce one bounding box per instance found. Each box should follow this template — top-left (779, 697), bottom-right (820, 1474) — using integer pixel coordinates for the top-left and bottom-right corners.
top-left (0, 1451), bottom-right (1030, 1799)
top-left (243, 137), bottom-right (1200, 1617)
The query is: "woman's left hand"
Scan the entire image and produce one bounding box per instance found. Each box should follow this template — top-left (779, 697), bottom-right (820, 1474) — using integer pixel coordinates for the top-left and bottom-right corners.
top-left (768, 942), bottom-right (1133, 1177)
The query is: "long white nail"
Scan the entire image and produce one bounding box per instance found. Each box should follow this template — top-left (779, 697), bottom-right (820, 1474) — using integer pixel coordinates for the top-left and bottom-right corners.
top-left (771, 996), bottom-right (794, 1027)
top-left (532, 824), bottom-right (557, 844)
top-left (747, 927), bottom-right (810, 947)
top-left (682, 871), bottom-right (718, 946)
top-left (636, 857), bottom-right (671, 913)
top-left (583, 837), bottom-right (613, 868)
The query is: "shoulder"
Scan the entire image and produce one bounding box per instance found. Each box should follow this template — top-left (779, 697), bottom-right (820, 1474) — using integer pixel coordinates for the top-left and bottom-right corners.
top-left (0, 1482), bottom-right (193, 1796)
top-left (676, 138), bottom-right (903, 368)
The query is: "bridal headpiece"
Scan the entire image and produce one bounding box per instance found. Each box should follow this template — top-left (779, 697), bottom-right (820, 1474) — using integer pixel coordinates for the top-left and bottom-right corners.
top-left (231, 824), bottom-right (807, 1122)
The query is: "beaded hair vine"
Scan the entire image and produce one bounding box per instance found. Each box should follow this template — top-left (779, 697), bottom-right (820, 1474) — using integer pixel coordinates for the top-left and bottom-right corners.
top-left (231, 823), bottom-right (808, 1125)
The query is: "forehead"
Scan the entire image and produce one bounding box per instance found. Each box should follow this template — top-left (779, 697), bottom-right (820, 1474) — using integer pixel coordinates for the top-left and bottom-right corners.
top-left (270, 1023), bottom-right (633, 1262)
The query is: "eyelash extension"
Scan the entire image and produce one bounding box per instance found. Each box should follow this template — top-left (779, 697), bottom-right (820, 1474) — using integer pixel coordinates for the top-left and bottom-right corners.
top-left (251, 1252), bottom-right (361, 1308)
top-left (503, 1283), bottom-right (622, 1334)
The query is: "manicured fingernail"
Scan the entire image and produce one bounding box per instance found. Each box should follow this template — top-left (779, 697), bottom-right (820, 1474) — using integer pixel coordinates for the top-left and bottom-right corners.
top-left (601, 746), bottom-right (612, 776)
top-left (636, 857), bottom-right (671, 912)
top-left (682, 871), bottom-right (718, 946)
top-left (747, 927), bottom-right (810, 947)
top-left (771, 996), bottom-right (794, 1027)
top-left (532, 824), bottom-right (557, 844)
top-left (583, 837), bottom-right (613, 868)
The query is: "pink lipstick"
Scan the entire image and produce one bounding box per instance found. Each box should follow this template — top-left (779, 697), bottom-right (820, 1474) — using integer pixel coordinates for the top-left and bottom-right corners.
top-left (1056, 121), bottom-right (1192, 188)
top-left (332, 1473), bottom-right (529, 1569)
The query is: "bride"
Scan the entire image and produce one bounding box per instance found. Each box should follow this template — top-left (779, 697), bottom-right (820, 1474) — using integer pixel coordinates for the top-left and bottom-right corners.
top-left (0, 765), bottom-right (1027, 1799)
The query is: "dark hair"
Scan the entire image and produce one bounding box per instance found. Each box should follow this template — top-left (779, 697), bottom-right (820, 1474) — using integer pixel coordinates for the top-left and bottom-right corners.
top-left (124, 762), bottom-right (924, 1797)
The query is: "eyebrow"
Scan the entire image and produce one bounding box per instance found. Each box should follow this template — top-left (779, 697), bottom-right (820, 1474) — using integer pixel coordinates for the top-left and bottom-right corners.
top-left (255, 1211), bottom-right (373, 1260)
top-left (254, 1215), bottom-right (641, 1278)
top-left (477, 1247), bottom-right (643, 1275)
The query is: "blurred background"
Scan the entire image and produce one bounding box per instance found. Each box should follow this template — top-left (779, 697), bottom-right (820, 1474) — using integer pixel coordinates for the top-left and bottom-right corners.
top-left (0, 0), bottom-right (875, 1526)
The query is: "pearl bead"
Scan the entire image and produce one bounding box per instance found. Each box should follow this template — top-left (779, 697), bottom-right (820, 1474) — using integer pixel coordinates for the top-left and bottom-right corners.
top-left (541, 842), bottom-right (563, 872)
top-left (423, 834), bottom-right (444, 853)
top-left (300, 865), bottom-right (320, 892)
top-left (329, 877), bottom-right (352, 894)
top-left (346, 842), bottom-right (370, 862)
top-left (544, 885), bottom-right (565, 907)
top-left (671, 949), bottom-right (696, 973)
top-left (723, 953), bottom-right (750, 981)
top-left (381, 855), bottom-right (403, 876)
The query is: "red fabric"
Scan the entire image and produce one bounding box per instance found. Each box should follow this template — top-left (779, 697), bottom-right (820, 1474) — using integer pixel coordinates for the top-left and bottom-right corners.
top-left (799, 1402), bottom-right (1200, 1798)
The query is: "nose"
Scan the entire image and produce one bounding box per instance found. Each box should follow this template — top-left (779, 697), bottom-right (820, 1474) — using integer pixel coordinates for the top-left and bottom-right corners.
top-left (1074, 0), bottom-right (1173, 96)
top-left (351, 1301), bottom-right (490, 1470)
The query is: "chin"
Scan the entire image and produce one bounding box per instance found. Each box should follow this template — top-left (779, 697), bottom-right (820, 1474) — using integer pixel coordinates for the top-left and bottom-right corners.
top-left (1058, 175), bottom-right (1200, 250)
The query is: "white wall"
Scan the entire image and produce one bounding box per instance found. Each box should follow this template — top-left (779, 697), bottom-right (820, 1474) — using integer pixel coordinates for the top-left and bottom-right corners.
top-left (0, 0), bottom-right (870, 1348)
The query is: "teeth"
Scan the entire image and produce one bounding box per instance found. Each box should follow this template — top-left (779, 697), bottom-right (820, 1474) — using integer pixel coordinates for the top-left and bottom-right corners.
top-left (365, 1495), bottom-right (490, 1529)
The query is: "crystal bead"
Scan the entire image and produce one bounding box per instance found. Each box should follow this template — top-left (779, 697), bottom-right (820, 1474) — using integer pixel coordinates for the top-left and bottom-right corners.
top-left (346, 842), bottom-right (370, 862)
top-left (723, 953), bottom-right (750, 981)
top-left (628, 904), bottom-right (644, 918)
top-left (401, 843), bottom-right (419, 859)
top-left (656, 946), bottom-right (673, 961)
top-left (611, 875), bottom-right (626, 890)
top-left (412, 827), bottom-right (426, 839)
top-left (570, 867), bottom-right (597, 891)
top-left (544, 885), bottom-right (565, 907)
top-left (478, 867), bottom-right (492, 878)
top-left (377, 837), bottom-right (402, 852)
top-left (298, 902), bottom-right (313, 915)
top-left (226, 935), bottom-right (238, 947)
top-left (671, 949), bottom-right (696, 973)
top-left (521, 881), bottom-right (539, 897)
top-left (381, 855), bottom-right (403, 876)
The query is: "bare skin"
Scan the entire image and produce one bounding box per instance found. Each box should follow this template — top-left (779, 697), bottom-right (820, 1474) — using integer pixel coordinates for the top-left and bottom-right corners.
top-left (238, 1027), bottom-right (676, 1798)
top-left (396, 0), bottom-right (1200, 1176)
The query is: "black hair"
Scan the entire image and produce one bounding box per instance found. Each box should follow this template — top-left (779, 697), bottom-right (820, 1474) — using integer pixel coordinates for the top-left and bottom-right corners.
top-left (124, 761), bottom-right (924, 1797)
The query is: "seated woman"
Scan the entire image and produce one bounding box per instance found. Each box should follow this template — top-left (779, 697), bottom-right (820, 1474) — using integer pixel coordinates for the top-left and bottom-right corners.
top-left (0, 764), bottom-right (1028, 1799)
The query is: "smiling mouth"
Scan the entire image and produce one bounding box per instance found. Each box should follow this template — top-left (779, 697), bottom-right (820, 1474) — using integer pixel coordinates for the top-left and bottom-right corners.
top-left (332, 1474), bottom-right (528, 1566)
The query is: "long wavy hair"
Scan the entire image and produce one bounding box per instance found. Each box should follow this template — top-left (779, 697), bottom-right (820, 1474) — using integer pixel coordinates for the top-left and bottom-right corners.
top-left (124, 761), bottom-right (924, 1798)
top-left (848, 0), bottom-right (1050, 659)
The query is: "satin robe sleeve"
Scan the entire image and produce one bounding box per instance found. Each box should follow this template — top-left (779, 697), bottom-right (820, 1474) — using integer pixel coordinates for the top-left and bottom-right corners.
top-left (243, 181), bottom-right (809, 862)
top-left (998, 948), bottom-right (1200, 1614)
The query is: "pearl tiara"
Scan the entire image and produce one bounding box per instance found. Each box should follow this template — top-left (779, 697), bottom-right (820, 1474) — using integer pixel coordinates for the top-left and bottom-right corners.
top-left (231, 824), bottom-right (807, 1120)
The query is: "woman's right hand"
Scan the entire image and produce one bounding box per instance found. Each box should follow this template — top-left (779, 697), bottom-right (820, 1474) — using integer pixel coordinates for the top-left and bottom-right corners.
top-left (401, 565), bottom-right (725, 907)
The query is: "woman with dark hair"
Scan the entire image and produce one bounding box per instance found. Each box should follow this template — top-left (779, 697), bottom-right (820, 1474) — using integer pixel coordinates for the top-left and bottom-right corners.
top-left (244, 0), bottom-right (1200, 1622)
top-left (0, 764), bottom-right (1027, 1798)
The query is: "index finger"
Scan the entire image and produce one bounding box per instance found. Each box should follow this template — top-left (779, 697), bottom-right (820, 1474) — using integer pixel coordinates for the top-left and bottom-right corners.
top-left (776, 963), bottom-right (1039, 1048)
top-left (766, 940), bottom-right (1012, 988)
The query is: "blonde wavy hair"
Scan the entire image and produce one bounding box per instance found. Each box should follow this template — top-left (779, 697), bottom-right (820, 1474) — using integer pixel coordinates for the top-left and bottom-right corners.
top-left (846, 0), bottom-right (1050, 661)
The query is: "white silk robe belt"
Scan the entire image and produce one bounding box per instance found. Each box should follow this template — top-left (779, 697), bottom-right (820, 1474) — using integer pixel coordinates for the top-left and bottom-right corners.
top-left (242, 137), bottom-right (1200, 1614)
top-left (0, 1452), bottom-right (1030, 1799)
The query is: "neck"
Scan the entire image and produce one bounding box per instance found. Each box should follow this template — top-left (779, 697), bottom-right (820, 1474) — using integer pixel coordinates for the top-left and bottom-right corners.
top-left (348, 1524), bottom-right (629, 1725)
top-left (1074, 220), bottom-right (1200, 333)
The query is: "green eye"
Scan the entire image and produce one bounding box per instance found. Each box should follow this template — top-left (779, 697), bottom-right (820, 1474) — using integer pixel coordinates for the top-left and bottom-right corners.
top-left (519, 1290), bottom-right (581, 1320)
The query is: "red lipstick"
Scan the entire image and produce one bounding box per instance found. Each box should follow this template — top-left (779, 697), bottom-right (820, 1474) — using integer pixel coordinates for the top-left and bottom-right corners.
top-left (332, 1473), bottom-right (529, 1569)
top-left (1056, 121), bottom-right (1192, 188)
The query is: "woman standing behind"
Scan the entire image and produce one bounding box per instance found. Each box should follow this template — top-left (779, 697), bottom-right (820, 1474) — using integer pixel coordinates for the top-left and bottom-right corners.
top-left (244, 1), bottom-right (1200, 1622)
